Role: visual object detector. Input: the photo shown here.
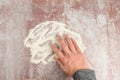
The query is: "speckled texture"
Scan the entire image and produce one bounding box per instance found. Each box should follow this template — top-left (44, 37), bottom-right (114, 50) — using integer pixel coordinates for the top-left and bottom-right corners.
top-left (0, 0), bottom-right (120, 80)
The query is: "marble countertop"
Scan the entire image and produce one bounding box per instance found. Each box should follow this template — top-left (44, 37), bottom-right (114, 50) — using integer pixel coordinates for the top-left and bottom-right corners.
top-left (0, 0), bottom-right (120, 80)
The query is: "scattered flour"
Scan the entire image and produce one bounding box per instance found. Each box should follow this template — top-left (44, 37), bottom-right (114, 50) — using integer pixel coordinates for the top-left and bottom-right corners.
top-left (24, 21), bottom-right (85, 64)
top-left (97, 14), bottom-right (107, 26)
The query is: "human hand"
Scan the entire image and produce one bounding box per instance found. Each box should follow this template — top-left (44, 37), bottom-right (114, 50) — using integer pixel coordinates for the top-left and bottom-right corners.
top-left (51, 34), bottom-right (90, 76)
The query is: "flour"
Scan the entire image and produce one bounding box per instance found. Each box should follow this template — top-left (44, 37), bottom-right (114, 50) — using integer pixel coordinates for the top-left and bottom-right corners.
top-left (24, 21), bottom-right (85, 64)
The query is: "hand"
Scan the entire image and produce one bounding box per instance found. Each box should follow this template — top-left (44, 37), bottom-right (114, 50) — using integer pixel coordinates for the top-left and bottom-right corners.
top-left (51, 34), bottom-right (90, 76)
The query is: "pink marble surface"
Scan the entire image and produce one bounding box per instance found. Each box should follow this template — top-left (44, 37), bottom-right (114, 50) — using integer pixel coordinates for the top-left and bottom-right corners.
top-left (0, 0), bottom-right (120, 80)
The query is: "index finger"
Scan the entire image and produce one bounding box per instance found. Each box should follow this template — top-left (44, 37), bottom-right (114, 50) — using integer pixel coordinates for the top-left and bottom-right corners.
top-left (51, 44), bottom-right (64, 58)
top-left (57, 35), bottom-right (71, 54)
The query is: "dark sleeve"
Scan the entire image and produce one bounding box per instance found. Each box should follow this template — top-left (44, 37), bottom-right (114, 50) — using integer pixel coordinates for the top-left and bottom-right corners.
top-left (73, 69), bottom-right (96, 80)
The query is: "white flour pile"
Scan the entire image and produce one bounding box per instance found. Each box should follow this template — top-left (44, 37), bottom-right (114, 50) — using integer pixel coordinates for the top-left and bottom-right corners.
top-left (24, 21), bottom-right (85, 64)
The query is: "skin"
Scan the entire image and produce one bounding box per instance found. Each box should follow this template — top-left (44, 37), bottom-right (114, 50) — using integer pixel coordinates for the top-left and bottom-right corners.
top-left (51, 34), bottom-right (90, 76)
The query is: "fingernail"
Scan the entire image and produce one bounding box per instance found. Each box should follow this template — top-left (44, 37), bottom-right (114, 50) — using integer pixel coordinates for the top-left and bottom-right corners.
top-left (64, 34), bottom-right (66, 37)
top-left (71, 38), bottom-right (74, 41)
top-left (64, 34), bottom-right (67, 36)
top-left (51, 44), bottom-right (55, 48)
top-left (56, 34), bottom-right (60, 37)
top-left (56, 35), bottom-right (60, 39)
top-left (64, 34), bottom-right (68, 38)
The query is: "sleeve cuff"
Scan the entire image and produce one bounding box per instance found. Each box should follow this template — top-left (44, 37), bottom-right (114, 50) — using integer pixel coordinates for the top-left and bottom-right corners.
top-left (73, 69), bottom-right (96, 80)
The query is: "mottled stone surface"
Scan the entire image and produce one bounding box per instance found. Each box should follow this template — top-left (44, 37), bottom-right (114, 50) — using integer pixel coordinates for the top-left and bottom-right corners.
top-left (0, 0), bottom-right (120, 80)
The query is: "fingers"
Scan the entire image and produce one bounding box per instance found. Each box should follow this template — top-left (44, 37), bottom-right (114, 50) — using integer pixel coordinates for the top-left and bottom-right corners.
top-left (52, 34), bottom-right (82, 57)
top-left (51, 44), bottom-right (64, 58)
top-left (64, 34), bottom-right (76, 53)
top-left (71, 38), bottom-right (82, 53)
top-left (57, 35), bottom-right (71, 54)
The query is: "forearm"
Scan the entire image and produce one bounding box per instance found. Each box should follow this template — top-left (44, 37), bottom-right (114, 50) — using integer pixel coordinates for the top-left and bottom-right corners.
top-left (73, 69), bottom-right (96, 80)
